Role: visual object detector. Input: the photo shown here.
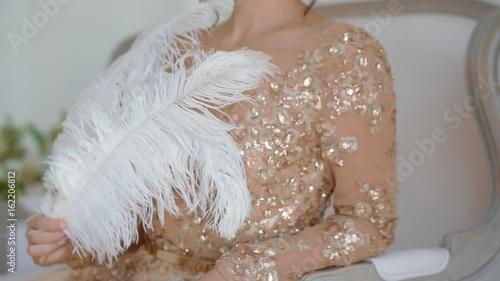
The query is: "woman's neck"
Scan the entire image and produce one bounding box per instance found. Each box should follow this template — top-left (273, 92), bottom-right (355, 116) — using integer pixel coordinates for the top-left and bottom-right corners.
top-left (223, 0), bottom-right (308, 43)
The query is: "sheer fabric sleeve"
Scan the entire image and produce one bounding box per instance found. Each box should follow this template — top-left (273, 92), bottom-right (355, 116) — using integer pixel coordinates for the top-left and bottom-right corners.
top-left (214, 28), bottom-right (398, 281)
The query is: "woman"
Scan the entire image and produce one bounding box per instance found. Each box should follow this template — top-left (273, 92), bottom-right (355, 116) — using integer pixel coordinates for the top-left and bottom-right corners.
top-left (26, 0), bottom-right (398, 280)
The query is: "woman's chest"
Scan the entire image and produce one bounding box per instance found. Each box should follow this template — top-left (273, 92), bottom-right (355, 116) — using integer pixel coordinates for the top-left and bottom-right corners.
top-left (219, 65), bottom-right (332, 192)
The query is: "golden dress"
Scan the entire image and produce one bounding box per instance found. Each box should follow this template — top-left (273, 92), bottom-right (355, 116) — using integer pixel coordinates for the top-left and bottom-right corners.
top-left (32, 14), bottom-right (397, 281)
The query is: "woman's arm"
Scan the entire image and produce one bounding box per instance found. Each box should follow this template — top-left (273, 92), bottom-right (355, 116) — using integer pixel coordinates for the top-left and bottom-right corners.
top-left (208, 28), bottom-right (398, 280)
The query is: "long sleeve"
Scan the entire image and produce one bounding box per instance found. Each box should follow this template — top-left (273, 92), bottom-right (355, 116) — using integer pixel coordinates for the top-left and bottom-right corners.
top-left (214, 27), bottom-right (398, 281)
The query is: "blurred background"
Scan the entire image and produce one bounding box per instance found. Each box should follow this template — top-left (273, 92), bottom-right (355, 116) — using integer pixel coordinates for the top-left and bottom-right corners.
top-left (1, 0), bottom-right (499, 280)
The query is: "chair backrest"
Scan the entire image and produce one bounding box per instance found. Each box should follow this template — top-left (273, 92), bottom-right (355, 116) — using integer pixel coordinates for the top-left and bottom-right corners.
top-left (320, 0), bottom-right (500, 279)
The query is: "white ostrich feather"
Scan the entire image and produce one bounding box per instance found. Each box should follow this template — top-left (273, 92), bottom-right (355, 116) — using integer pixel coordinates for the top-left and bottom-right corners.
top-left (38, 1), bottom-right (277, 265)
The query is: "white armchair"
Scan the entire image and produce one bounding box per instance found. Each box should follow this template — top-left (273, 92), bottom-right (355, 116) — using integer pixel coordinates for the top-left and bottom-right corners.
top-left (300, 1), bottom-right (500, 280)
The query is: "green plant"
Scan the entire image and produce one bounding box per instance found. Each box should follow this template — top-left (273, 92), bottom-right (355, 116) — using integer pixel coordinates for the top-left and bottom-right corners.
top-left (0, 113), bottom-right (65, 200)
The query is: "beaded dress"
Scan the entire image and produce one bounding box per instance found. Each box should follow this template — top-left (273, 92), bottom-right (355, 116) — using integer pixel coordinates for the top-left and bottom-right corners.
top-left (32, 3), bottom-right (398, 281)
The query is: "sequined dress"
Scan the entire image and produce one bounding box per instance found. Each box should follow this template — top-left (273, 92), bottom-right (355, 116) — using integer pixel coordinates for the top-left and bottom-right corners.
top-left (32, 18), bottom-right (398, 281)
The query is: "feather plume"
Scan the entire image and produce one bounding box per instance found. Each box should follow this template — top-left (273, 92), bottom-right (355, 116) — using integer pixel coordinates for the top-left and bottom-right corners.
top-left (38, 1), bottom-right (278, 264)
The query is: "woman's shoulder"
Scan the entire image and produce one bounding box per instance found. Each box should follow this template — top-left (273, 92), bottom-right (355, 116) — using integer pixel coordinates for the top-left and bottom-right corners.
top-left (316, 20), bottom-right (387, 53)
top-left (305, 19), bottom-right (392, 78)
top-left (308, 20), bottom-right (395, 108)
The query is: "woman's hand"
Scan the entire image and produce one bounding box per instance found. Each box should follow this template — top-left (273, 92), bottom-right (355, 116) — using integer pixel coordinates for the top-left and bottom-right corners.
top-left (26, 213), bottom-right (73, 267)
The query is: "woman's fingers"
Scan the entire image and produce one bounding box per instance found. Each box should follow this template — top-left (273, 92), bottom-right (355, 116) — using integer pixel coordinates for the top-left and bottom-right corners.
top-left (44, 244), bottom-right (72, 265)
top-left (27, 242), bottom-right (61, 259)
top-left (26, 229), bottom-right (66, 245)
top-left (25, 213), bottom-right (70, 267)
top-left (27, 213), bottom-right (66, 232)
top-left (31, 244), bottom-right (71, 267)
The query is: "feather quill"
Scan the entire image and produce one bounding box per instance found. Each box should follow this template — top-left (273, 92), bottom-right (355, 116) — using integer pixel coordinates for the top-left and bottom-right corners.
top-left (38, 0), bottom-right (278, 264)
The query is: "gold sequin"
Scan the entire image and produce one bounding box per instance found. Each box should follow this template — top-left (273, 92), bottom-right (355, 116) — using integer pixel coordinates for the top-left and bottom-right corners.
top-left (250, 108), bottom-right (260, 119)
top-left (342, 32), bottom-right (350, 42)
top-left (303, 77), bottom-right (312, 87)
top-left (339, 137), bottom-right (358, 153)
top-left (329, 46), bottom-right (339, 55)
top-left (358, 56), bottom-right (368, 67)
top-left (270, 82), bottom-right (280, 92)
top-left (257, 93), bottom-right (268, 104)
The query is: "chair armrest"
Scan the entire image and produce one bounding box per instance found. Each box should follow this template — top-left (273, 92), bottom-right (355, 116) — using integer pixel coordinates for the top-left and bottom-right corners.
top-left (367, 248), bottom-right (450, 281)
